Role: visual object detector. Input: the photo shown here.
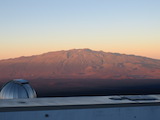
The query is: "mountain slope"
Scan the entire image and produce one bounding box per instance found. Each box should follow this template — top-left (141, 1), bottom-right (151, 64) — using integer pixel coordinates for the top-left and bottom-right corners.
top-left (0, 49), bottom-right (160, 80)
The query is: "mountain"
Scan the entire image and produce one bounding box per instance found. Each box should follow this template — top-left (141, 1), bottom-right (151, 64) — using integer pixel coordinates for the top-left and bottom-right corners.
top-left (0, 49), bottom-right (160, 80)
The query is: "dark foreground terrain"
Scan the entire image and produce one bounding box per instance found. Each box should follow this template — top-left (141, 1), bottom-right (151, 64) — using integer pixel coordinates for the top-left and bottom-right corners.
top-left (1, 79), bottom-right (160, 97)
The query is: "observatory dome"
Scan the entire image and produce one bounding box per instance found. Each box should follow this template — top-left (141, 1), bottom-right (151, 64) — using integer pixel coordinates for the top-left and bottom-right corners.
top-left (0, 79), bottom-right (37, 99)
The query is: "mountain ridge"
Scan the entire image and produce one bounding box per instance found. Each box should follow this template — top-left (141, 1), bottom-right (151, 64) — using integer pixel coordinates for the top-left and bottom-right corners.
top-left (1, 48), bottom-right (159, 61)
top-left (0, 48), bottom-right (160, 80)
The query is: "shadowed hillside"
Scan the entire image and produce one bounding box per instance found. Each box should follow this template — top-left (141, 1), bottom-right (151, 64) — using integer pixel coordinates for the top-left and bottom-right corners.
top-left (0, 49), bottom-right (160, 80)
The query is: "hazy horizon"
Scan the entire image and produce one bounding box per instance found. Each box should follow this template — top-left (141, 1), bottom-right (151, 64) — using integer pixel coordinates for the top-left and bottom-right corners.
top-left (0, 0), bottom-right (160, 59)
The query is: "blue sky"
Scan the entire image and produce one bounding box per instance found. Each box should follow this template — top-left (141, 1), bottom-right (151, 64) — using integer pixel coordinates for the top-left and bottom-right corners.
top-left (0, 0), bottom-right (160, 59)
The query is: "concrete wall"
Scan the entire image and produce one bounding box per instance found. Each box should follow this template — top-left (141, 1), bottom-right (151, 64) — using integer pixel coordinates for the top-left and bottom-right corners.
top-left (1, 95), bottom-right (160, 120)
top-left (1, 105), bottom-right (160, 120)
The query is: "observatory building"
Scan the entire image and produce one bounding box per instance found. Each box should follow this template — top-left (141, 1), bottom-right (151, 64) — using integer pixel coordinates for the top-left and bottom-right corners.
top-left (1, 80), bottom-right (160, 120)
top-left (0, 79), bottom-right (37, 99)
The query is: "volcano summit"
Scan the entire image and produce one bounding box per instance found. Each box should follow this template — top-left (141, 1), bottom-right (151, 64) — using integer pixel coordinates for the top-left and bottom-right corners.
top-left (0, 49), bottom-right (160, 80)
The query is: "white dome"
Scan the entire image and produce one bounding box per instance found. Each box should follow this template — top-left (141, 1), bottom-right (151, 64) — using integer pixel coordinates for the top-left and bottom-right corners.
top-left (0, 79), bottom-right (37, 99)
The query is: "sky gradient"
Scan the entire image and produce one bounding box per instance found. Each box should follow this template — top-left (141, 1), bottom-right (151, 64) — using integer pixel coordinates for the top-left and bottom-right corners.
top-left (0, 0), bottom-right (160, 60)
